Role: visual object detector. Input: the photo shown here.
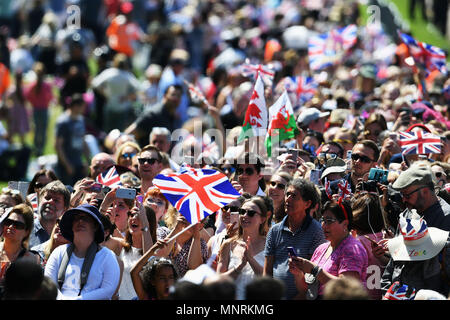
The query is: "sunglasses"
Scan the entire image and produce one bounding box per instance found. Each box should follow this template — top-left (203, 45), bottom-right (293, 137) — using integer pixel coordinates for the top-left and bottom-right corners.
top-left (270, 181), bottom-right (286, 190)
top-left (435, 172), bottom-right (446, 178)
top-left (121, 152), bottom-right (136, 159)
top-left (138, 157), bottom-right (160, 165)
top-left (236, 167), bottom-right (255, 176)
top-left (221, 166), bottom-right (236, 174)
top-left (222, 205), bottom-right (240, 213)
top-left (317, 152), bottom-right (338, 164)
top-left (3, 218), bottom-right (26, 230)
top-left (351, 153), bottom-right (373, 163)
top-left (35, 182), bottom-right (47, 189)
top-left (333, 138), bottom-right (353, 145)
top-left (319, 217), bottom-right (338, 225)
top-left (238, 208), bottom-right (261, 217)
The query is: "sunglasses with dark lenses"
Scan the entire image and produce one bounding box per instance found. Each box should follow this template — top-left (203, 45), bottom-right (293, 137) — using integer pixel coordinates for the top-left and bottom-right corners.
top-left (35, 182), bottom-right (46, 189)
top-left (238, 208), bottom-right (260, 217)
top-left (138, 158), bottom-right (160, 165)
top-left (222, 205), bottom-right (240, 213)
top-left (351, 153), bottom-right (373, 163)
top-left (121, 152), bottom-right (136, 159)
top-left (236, 167), bottom-right (255, 176)
top-left (435, 172), bottom-right (446, 178)
top-left (3, 218), bottom-right (26, 230)
top-left (270, 181), bottom-right (286, 190)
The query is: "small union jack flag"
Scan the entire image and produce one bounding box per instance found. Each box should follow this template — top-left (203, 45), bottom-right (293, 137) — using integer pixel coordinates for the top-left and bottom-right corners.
top-left (240, 59), bottom-right (275, 86)
top-left (398, 130), bottom-right (441, 155)
top-left (337, 179), bottom-right (352, 199)
top-left (96, 166), bottom-right (122, 188)
top-left (384, 281), bottom-right (416, 300)
top-left (184, 80), bottom-right (209, 106)
top-left (284, 76), bottom-right (317, 106)
top-left (399, 32), bottom-right (447, 75)
top-left (28, 193), bottom-right (38, 215)
top-left (400, 218), bottom-right (428, 241)
top-left (152, 168), bottom-right (241, 224)
top-left (329, 24), bottom-right (358, 52)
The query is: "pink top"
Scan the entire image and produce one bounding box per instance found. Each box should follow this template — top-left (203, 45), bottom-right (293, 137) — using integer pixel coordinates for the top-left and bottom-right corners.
top-left (311, 235), bottom-right (368, 296)
top-left (24, 82), bottom-right (53, 109)
top-left (356, 232), bottom-right (385, 300)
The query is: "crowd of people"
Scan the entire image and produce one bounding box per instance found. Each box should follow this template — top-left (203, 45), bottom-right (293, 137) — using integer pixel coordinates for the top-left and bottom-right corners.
top-left (0, 0), bottom-right (450, 301)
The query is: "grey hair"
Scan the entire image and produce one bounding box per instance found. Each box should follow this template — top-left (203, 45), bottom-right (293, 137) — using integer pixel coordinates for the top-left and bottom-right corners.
top-left (149, 127), bottom-right (171, 141)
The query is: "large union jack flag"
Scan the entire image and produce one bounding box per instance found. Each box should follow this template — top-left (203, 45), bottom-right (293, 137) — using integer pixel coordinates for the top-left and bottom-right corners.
top-left (96, 166), bottom-right (122, 188)
top-left (398, 130), bottom-right (441, 155)
top-left (384, 281), bottom-right (416, 300)
top-left (152, 168), bottom-right (241, 224)
top-left (399, 32), bottom-right (447, 75)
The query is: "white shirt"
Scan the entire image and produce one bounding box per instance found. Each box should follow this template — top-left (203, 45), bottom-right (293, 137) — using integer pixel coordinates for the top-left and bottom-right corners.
top-left (44, 244), bottom-right (120, 300)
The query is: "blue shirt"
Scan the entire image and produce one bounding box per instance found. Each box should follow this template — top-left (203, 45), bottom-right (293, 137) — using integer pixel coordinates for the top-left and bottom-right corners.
top-left (29, 218), bottom-right (50, 249)
top-left (265, 214), bottom-right (326, 300)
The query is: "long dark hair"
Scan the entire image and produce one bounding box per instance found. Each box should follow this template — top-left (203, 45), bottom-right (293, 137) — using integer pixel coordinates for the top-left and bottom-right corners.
top-left (142, 257), bottom-right (179, 299)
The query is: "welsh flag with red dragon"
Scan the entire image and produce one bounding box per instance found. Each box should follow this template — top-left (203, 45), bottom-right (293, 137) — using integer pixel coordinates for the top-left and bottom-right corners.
top-left (265, 90), bottom-right (299, 156)
top-left (237, 74), bottom-right (268, 143)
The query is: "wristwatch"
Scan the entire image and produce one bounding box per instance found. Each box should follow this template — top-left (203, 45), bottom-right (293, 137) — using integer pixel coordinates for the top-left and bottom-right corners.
top-left (304, 265), bottom-right (321, 284)
top-left (141, 226), bottom-right (149, 232)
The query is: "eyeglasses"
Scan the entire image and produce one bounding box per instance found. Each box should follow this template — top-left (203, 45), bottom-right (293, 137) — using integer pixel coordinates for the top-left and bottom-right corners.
top-left (35, 182), bottom-right (46, 189)
top-left (3, 218), bottom-right (26, 230)
top-left (319, 217), bottom-right (338, 225)
top-left (222, 205), bottom-right (240, 213)
top-left (239, 208), bottom-right (261, 217)
top-left (121, 152), bottom-right (136, 159)
top-left (400, 186), bottom-right (428, 199)
top-left (236, 167), bottom-right (255, 176)
top-left (351, 153), bottom-right (374, 163)
top-left (270, 181), bottom-right (286, 190)
top-left (138, 157), bottom-right (160, 165)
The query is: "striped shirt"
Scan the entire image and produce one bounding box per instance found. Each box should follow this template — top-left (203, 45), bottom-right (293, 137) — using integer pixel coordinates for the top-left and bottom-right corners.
top-left (265, 214), bottom-right (326, 299)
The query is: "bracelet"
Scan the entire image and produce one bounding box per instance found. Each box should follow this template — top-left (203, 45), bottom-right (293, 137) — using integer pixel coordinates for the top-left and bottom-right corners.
top-left (311, 265), bottom-right (322, 278)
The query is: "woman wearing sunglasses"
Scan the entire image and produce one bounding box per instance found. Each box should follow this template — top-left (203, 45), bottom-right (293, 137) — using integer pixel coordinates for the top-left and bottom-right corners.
top-left (1, 204), bottom-right (40, 285)
top-left (288, 199), bottom-right (368, 300)
top-left (217, 196), bottom-right (269, 300)
top-left (115, 141), bottom-right (141, 172)
top-left (267, 171), bottom-right (292, 226)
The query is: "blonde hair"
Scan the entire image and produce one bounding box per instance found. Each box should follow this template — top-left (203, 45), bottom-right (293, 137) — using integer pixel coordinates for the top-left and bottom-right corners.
top-left (115, 141), bottom-right (141, 164)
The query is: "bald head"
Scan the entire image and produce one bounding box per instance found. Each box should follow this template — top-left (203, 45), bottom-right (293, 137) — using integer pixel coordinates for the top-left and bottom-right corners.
top-left (90, 152), bottom-right (115, 178)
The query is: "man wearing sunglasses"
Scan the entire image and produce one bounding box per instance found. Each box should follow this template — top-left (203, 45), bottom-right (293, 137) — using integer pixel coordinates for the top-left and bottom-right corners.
top-left (329, 140), bottom-right (379, 194)
top-left (235, 153), bottom-right (266, 196)
top-left (137, 145), bottom-right (163, 194)
top-left (392, 165), bottom-right (450, 231)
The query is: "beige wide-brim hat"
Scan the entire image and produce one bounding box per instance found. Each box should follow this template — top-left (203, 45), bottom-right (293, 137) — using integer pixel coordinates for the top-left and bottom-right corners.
top-left (387, 217), bottom-right (449, 262)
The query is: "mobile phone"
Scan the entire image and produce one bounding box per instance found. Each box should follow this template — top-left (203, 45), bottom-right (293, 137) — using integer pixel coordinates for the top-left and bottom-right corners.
top-left (136, 195), bottom-right (143, 204)
top-left (310, 169), bottom-right (321, 185)
top-left (287, 246), bottom-right (297, 257)
top-left (8, 181), bottom-right (29, 199)
top-left (363, 235), bottom-right (378, 248)
top-left (116, 187), bottom-right (137, 199)
top-left (89, 182), bottom-right (103, 193)
top-left (389, 132), bottom-right (397, 141)
top-left (288, 149), bottom-right (299, 162)
top-left (368, 168), bottom-right (389, 185)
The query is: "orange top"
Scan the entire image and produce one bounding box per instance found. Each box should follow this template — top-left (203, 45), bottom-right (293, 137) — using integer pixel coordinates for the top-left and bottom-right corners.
top-left (0, 63), bottom-right (11, 99)
top-left (106, 15), bottom-right (141, 56)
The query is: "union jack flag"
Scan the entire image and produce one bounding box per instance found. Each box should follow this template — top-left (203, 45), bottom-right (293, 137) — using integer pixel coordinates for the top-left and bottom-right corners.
top-left (337, 179), bottom-right (352, 199)
top-left (184, 80), bottom-right (209, 106)
top-left (152, 168), bottom-right (241, 224)
top-left (329, 24), bottom-right (358, 52)
top-left (28, 193), bottom-right (38, 215)
top-left (399, 32), bottom-right (447, 75)
top-left (240, 59), bottom-right (275, 86)
top-left (400, 218), bottom-right (428, 242)
top-left (398, 130), bottom-right (441, 155)
top-left (284, 76), bottom-right (318, 106)
top-left (384, 281), bottom-right (416, 300)
top-left (96, 166), bottom-right (122, 188)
